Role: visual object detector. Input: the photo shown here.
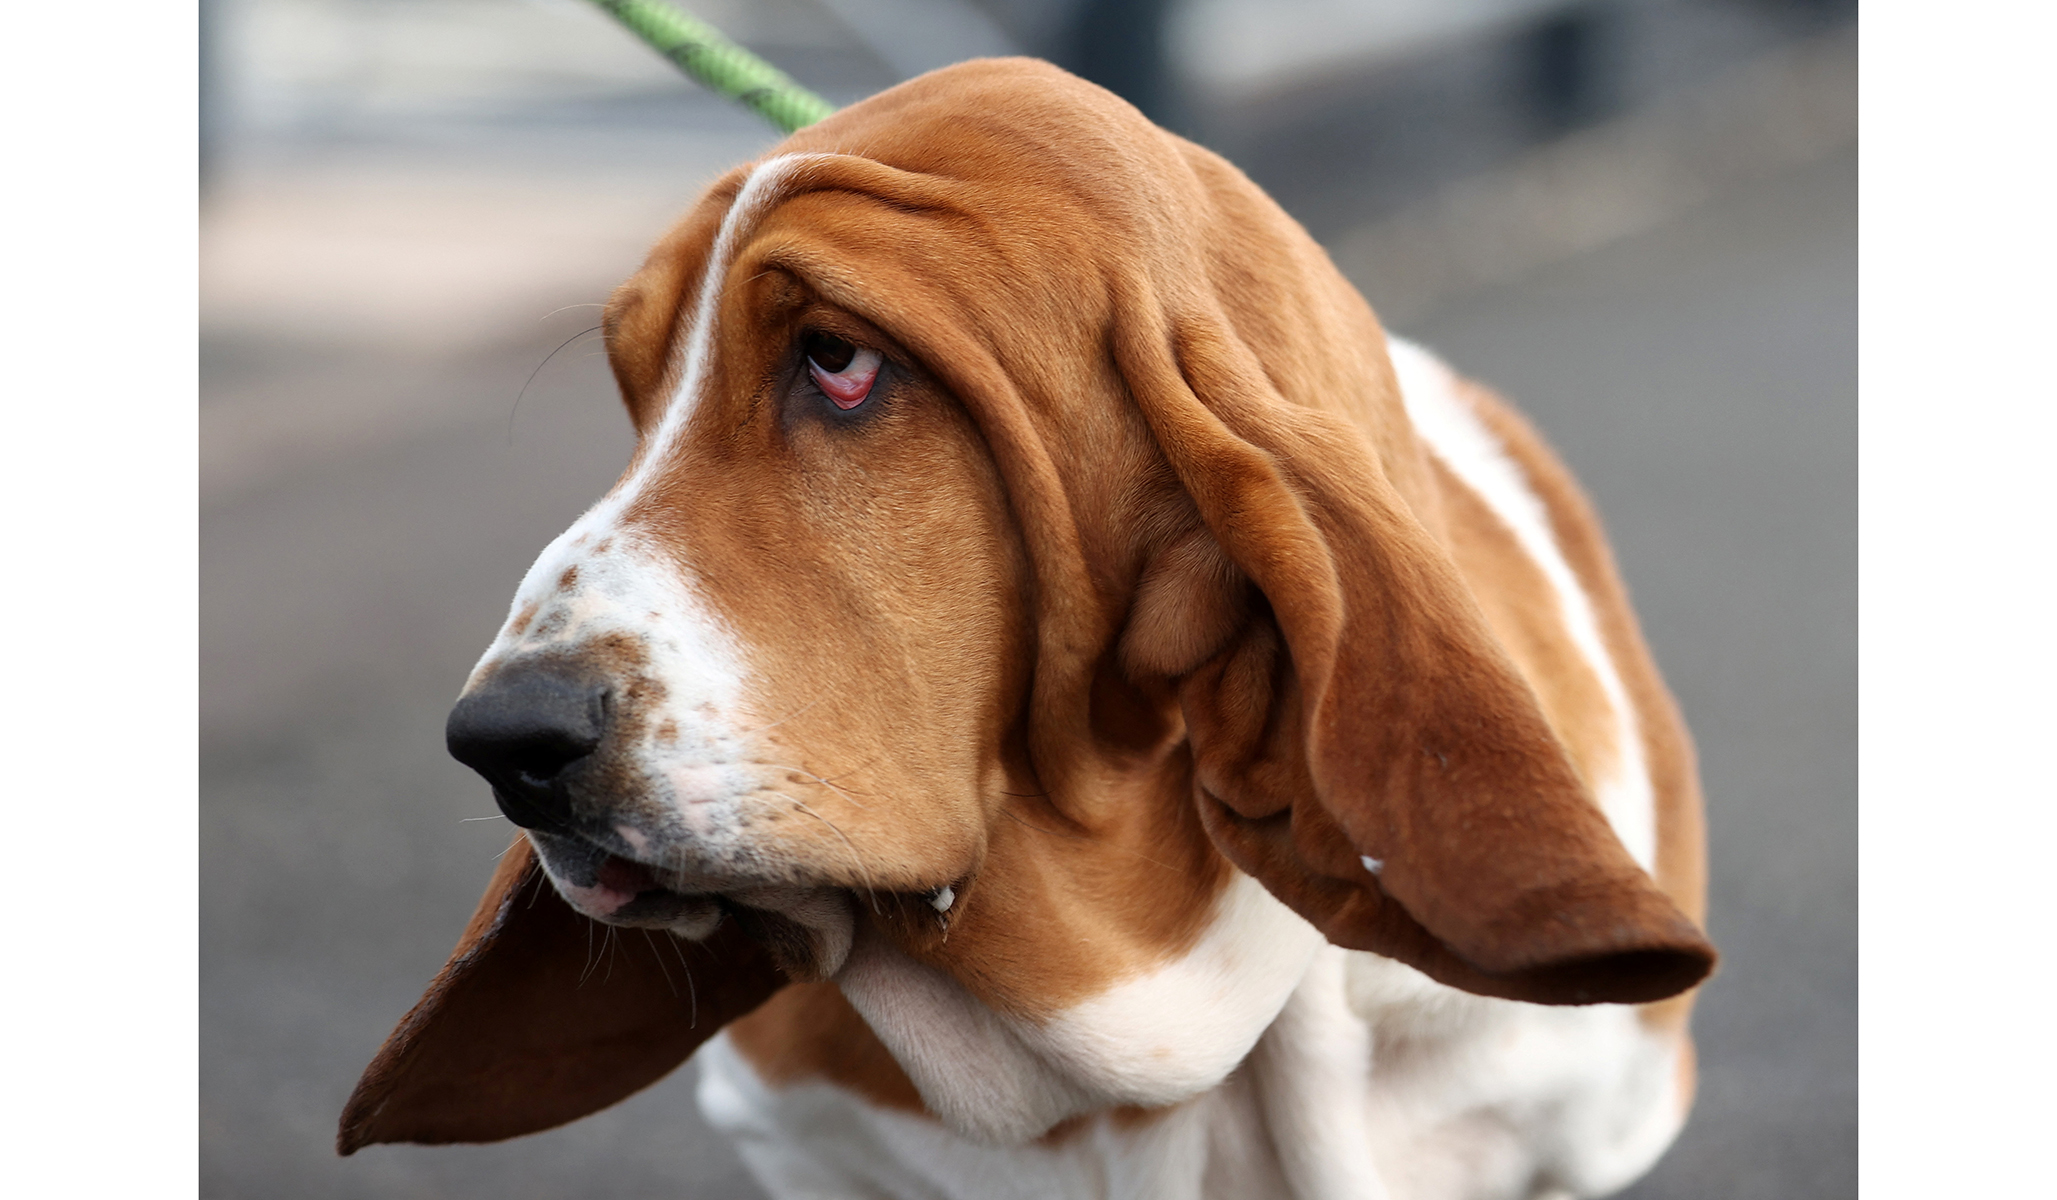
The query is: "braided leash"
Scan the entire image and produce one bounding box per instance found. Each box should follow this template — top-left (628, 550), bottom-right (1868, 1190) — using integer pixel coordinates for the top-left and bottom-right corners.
top-left (585, 0), bottom-right (838, 133)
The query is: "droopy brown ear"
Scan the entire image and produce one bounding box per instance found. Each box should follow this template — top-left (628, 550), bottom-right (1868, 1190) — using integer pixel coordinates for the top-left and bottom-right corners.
top-left (1122, 316), bottom-right (1714, 1006)
top-left (337, 837), bottom-right (785, 1153)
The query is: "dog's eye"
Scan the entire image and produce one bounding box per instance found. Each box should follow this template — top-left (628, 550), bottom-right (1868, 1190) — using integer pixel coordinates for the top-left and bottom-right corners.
top-left (803, 331), bottom-right (881, 411)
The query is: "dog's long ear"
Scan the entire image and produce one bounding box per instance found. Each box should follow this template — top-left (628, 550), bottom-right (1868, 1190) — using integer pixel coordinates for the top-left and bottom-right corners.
top-left (337, 837), bottom-right (785, 1152)
top-left (1118, 313), bottom-right (1713, 1006)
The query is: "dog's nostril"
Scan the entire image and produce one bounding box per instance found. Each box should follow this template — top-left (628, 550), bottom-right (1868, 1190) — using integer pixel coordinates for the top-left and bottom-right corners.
top-left (446, 660), bottom-right (608, 832)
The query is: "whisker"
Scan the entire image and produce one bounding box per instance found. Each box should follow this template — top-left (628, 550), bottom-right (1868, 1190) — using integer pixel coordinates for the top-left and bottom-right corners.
top-left (770, 790), bottom-right (882, 914)
top-left (640, 929), bottom-right (679, 997)
top-left (580, 917), bottom-right (601, 985)
top-left (734, 698), bottom-right (822, 737)
top-left (762, 762), bottom-right (875, 811)
top-left (667, 932), bottom-right (700, 1027)
top-left (462, 814), bottom-right (507, 823)
top-left (509, 324), bottom-right (604, 442)
top-left (807, 757), bottom-right (883, 788)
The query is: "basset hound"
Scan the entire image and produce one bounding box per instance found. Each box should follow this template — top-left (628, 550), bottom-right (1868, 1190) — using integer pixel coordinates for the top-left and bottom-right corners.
top-left (339, 59), bottom-right (1714, 1200)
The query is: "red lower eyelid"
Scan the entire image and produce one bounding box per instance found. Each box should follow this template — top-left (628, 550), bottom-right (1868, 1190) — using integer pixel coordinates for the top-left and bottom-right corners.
top-left (810, 361), bottom-right (877, 409)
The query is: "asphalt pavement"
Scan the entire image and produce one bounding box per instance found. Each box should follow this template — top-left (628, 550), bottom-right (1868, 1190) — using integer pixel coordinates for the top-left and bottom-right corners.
top-left (199, 122), bottom-right (1853, 1200)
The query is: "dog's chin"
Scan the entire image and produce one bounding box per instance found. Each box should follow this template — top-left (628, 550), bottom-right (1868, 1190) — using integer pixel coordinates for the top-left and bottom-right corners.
top-left (525, 830), bottom-right (857, 980)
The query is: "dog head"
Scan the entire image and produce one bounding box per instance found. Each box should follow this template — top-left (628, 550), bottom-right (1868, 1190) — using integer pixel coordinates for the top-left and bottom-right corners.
top-left (340, 59), bottom-right (1713, 1153)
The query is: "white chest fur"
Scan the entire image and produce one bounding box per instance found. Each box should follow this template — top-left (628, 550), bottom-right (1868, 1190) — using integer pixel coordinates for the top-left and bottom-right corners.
top-left (698, 942), bottom-right (1689, 1200)
top-left (695, 944), bottom-right (1363, 1200)
top-left (832, 872), bottom-right (1325, 1144)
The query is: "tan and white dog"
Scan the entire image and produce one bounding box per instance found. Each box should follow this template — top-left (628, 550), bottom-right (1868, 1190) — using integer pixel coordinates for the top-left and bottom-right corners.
top-left (339, 60), bottom-right (1714, 1200)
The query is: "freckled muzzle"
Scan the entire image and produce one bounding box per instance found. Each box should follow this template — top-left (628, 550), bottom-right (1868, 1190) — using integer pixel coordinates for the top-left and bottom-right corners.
top-left (446, 654), bottom-right (732, 926)
top-left (445, 649), bottom-right (863, 977)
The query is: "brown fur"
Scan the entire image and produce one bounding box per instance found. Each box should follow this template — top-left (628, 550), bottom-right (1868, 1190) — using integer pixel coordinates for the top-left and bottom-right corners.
top-left (340, 59), bottom-right (1712, 1149)
top-left (337, 839), bottom-right (784, 1152)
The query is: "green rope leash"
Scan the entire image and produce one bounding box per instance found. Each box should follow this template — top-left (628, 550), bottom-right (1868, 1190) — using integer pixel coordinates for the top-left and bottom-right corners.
top-left (585, 0), bottom-right (838, 134)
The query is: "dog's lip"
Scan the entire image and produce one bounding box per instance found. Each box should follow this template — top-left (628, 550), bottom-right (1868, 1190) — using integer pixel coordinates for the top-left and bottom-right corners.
top-left (532, 828), bottom-right (911, 923)
top-left (580, 851), bottom-right (724, 910)
top-left (595, 852), bottom-right (662, 898)
top-left (553, 851), bottom-right (730, 930)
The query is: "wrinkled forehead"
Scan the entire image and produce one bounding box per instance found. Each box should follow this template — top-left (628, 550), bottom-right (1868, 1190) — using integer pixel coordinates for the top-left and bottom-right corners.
top-left (609, 124), bottom-right (1184, 424)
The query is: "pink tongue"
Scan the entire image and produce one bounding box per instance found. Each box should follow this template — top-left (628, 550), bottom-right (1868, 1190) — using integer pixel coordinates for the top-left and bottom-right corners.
top-left (597, 855), bottom-right (659, 897)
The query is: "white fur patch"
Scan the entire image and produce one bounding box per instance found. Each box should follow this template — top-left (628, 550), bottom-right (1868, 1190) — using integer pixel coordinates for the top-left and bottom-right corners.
top-left (697, 1030), bottom-right (1291, 1200)
top-left (704, 946), bottom-right (1689, 1200)
top-left (1244, 946), bottom-right (1387, 1200)
top-left (1385, 338), bottom-right (1658, 875)
top-left (1037, 874), bottom-right (1326, 1106)
top-left (834, 872), bottom-right (1323, 1144)
top-left (834, 922), bottom-right (1106, 1143)
top-left (1345, 952), bottom-right (1686, 1199)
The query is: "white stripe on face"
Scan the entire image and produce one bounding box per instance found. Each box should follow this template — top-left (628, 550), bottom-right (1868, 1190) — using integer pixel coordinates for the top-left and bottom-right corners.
top-left (462, 155), bottom-right (822, 878)
top-left (1385, 338), bottom-right (1659, 875)
top-left (615, 154), bottom-right (821, 504)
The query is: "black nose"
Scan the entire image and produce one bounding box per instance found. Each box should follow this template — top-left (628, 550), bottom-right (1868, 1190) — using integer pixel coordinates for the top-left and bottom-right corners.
top-left (446, 659), bottom-right (607, 833)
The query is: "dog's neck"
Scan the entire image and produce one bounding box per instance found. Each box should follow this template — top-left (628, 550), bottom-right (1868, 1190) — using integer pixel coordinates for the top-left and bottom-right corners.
top-left (834, 871), bottom-right (1324, 1143)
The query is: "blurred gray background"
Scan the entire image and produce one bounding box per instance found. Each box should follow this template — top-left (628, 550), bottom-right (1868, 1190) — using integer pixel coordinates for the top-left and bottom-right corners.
top-left (199, 1), bottom-right (1855, 1195)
